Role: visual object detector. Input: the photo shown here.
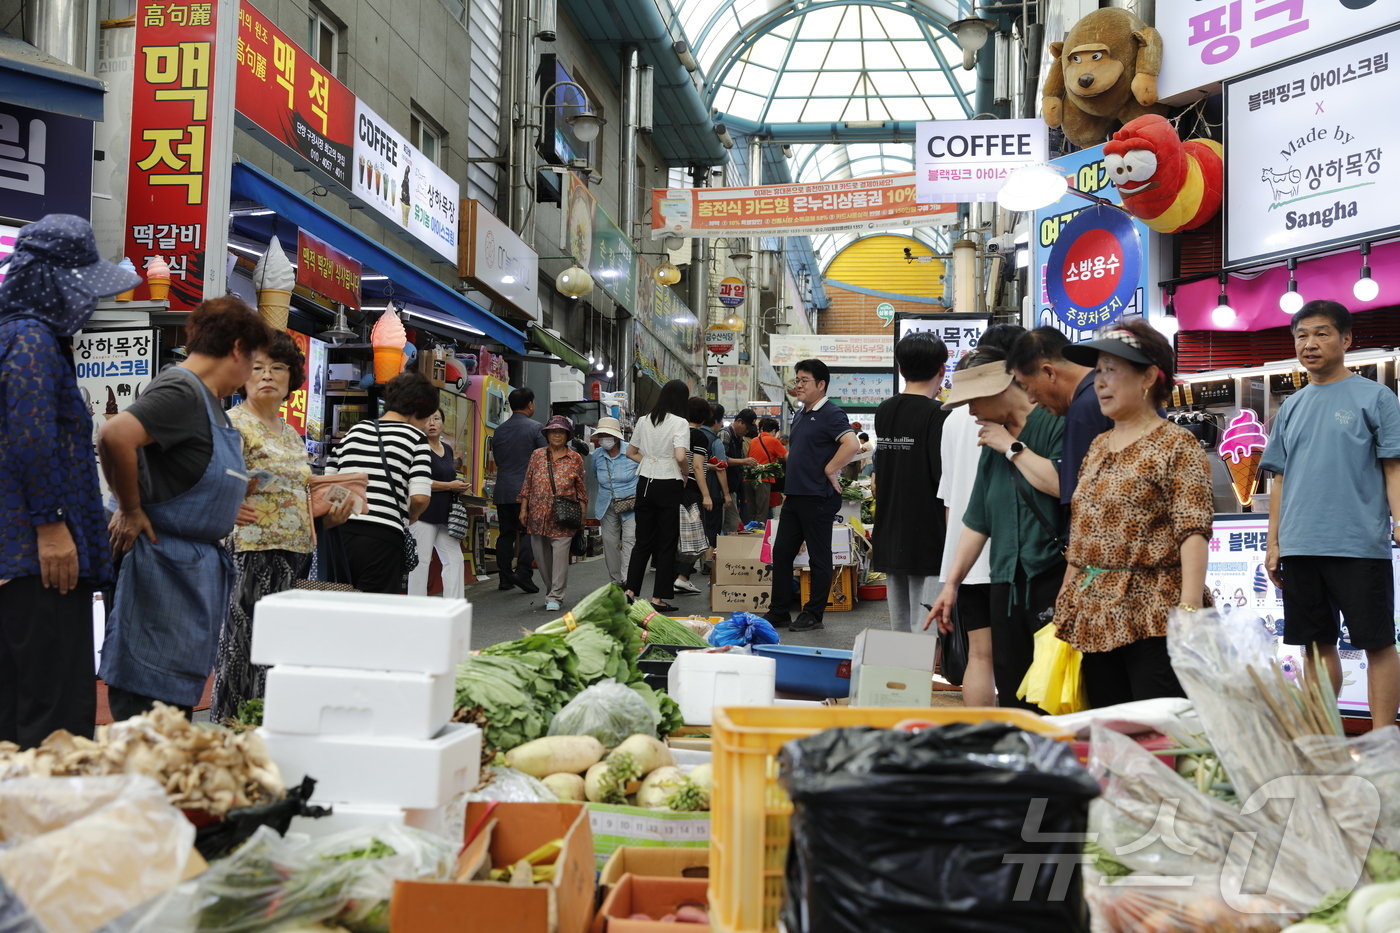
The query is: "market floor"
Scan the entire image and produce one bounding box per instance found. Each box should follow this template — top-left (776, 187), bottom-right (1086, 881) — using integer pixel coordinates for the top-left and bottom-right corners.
top-left (466, 554), bottom-right (913, 652)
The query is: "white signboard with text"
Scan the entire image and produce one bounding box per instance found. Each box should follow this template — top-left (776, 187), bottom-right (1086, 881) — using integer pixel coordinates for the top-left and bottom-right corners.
top-left (1224, 26), bottom-right (1398, 268)
top-left (1157, 0), bottom-right (1396, 104)
top-left (914, 119), bottom-right (1046, 203)
top-left (768, 333), bottom-right (892, 368)
top-left (353, 100), bottom-right (459, 263)
top-left (894, 313), bottom-right (989, 396)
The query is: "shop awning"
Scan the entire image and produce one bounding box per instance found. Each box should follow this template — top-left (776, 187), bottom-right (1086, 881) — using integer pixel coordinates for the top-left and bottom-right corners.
top-left (527, 324), bottom-right (590, 374)
top-left (229, 160), bottom-right (525, 352)
top-left (0, 36), bottom-right (104, 121)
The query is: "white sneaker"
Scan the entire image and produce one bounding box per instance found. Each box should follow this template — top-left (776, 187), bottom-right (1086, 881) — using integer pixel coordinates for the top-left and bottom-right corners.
top-left (673, 577), bottom-right (700, 595)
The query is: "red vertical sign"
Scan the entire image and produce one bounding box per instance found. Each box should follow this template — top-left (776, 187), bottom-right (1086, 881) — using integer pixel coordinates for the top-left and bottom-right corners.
top-left (278, 329), bottom-right (311, 436)
top-left (296, 229), bottom-right (362, 308)
top-left (124, 0), bottom-right (220, 311)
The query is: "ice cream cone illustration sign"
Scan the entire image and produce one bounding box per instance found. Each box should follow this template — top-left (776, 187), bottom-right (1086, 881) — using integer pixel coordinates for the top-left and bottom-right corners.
top-left (1219, 409), bottom-right (1269, 509)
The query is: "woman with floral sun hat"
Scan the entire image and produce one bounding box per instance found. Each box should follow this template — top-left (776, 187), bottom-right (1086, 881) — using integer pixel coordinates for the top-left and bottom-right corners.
top-left (520, 415), bottom-right (588, 612)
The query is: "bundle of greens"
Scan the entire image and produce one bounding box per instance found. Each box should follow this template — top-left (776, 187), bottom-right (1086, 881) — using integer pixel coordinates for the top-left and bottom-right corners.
top-left (537, 585), bottom-right (643, 662)
top-left (564, 624), bottom-right (629, 683)
top-left (453, 655), bottom-right (553, 751)
top-left (627, 599), bottom-right (710, 648)
top-left (481, 632), bottom-right (583, 710)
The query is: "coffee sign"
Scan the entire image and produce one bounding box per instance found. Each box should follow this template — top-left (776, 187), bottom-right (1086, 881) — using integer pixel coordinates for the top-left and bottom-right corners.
top-left (1224, 26), bottom-right (1399, 268)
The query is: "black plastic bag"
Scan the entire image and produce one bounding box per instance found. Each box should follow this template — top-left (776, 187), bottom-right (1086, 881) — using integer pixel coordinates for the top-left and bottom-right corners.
top-left (938, 603), bottom-right (969, 686)
top-left (779, 722), bottom-right (1099, 933)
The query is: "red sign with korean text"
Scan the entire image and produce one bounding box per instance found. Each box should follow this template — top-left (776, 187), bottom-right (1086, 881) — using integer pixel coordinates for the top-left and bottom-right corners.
top-left (234, 1), bottom-right (354, 188)
top-left (296, 229), bottom-right (362, 309)
top-left (124, 0), bottom-right (220, 311)
top-left (278, 329), bottom-right (311, 436)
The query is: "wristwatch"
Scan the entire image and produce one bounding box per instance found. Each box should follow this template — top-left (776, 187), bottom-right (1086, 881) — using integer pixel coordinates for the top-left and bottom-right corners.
top-left (1005, 441), bottom-right (1025, 462)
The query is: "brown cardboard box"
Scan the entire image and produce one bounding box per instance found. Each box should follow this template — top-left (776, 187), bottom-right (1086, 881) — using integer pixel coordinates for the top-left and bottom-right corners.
top-left (712, 535), bottom-right (772, 585)
top-left (391, 802), bottom-right (595, 933)
top-left (418, 346), bottom-right (449, 388)
top-left (798, 565), bottom-right (856, 612)
top-left (599, 846), bottom-right (710, 889)
top-left (710, 583), bottom-right (771, 614)
top-left (594, 874), bottom-right (711, 932)
top-left (714, 535), bottom-right (763, 562)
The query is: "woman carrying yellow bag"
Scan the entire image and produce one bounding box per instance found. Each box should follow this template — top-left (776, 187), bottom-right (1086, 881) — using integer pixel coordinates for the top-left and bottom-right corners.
top-left (1018, 618), bottom-right (1087, 715)
top-left (1052, 321), bottom-right (1214, 709)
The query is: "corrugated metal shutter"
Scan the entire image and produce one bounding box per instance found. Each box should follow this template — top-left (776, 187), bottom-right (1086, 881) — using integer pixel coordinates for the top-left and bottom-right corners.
top-left (825, 235), bottom-right (946, 299)
top-left (1178, 306), bottom-right (1400, 373)
top-left (466, 0), bottom-right (502, 212)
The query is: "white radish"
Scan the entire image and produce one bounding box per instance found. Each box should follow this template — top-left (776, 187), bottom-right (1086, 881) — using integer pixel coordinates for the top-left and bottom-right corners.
top-left (637, 766), bottom-right (685, 808)
top-left (687, 763), bottom-right (712, 794)
top-left (1281, 925), bottom-right (1336, 933)
top-left (611, 734), bottom-right (675, 776)
top-left (583, 760), bottom-right (640, 802)
top-left (504, 735), bottom-right (604, 778)
top-left (541, 772), bottom-right (585, 801)
top-left (1365, 898), bottom-right (1400, 933)
top-left (1349, 882), bottom-right (1400, 932)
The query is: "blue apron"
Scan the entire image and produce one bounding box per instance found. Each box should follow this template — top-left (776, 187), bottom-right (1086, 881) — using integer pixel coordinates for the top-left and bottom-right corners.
top-left (99, 367), bottom-right (247, 706)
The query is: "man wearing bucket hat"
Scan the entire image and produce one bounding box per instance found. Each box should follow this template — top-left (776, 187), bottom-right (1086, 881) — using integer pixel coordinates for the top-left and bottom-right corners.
top-left (924, 346), bottom-right (1066, 711)
top-left (0, 214), bottom-right (143, 744)
top-left (520, 415), bottom-right (587, 612)
top-left (589, 416), bottom-right (639, 588)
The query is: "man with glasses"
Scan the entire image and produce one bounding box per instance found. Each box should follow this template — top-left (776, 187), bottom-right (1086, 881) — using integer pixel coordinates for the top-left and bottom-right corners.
top-left (764, 359), bottom-right (861, 632)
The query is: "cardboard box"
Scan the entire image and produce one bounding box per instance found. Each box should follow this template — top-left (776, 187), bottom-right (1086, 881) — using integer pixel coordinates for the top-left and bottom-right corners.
top-left (599, 847), bottom-right (710, 890)
top-left (587, 804), bottom-right (711, 870)
top-left (595, 875), bottom-right (711, 932)
top-left (262, 665), bottom-right (455, 739)
top-left (258, 722), bottom-right (481, 809)
top-left (850, 629), bottom-right (938, 707)
top-left (714, 535), bottom-right (763, 562)
top-left (392, 802), bottom-right (595, 933)
top-left (251, 591), bottom-right (472, 675)
top-left (669, 651), bottom-right (774, 726)
top-left (798, 565), bottom-right (857, 612)
top-left (418, 346), bottom-right (449, 387)
top-left (709, 583), bottom-right (771, 614)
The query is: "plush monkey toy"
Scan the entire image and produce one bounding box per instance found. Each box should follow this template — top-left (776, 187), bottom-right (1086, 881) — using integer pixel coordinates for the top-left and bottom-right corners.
top-left (1041, 7), bottom-right (1171, 149)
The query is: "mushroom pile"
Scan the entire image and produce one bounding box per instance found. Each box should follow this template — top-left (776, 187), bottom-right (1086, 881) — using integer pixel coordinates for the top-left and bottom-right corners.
top-left (0, 703), bottom-right (284, 816)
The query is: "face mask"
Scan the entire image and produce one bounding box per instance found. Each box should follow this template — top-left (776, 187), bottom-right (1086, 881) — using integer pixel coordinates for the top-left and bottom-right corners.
top-left (598, 436), bottom-right (617, 451)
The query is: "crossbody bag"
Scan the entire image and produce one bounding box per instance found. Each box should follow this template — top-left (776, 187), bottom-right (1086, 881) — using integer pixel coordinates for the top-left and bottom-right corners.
top-left (547, 452), bottom-right (583, 530)
top-left (375, 422), bottom-right (420, 573)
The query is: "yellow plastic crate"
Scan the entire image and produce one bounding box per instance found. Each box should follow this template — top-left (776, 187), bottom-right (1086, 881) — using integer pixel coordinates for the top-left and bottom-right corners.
top-left (708, 705), bottom-right (1073, 933)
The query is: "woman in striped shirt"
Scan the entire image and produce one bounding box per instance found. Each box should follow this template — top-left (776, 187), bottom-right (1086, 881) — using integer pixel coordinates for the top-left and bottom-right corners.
top-left (326, 373), bottom-right (436, 593)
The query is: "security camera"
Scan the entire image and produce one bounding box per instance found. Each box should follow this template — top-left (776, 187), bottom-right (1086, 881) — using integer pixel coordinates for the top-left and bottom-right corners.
top-left (985, 233), bottom-right (1016, 254)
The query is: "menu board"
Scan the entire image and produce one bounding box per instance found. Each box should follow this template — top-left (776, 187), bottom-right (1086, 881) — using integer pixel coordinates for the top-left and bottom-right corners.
top-left (1208, 513), bottom-right (1399, 717)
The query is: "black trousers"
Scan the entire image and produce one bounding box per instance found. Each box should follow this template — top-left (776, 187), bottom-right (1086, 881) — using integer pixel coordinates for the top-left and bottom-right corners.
top-left (340, 521), bottom-right (408, 595)
top-left (0, 576), bottom-right (96, 745)
top-left (106, 685), bottom-right (194, 722)
top-left (1082, 637), bottom-right (1185, 709)
top-left (768, 491), bottom-right (841, 621)
top-left (987, 564), bottom-right (1065, 713)
top-left (626, 477), bottom-right (683, 600)
top-left (495, 503), bottom-right (536, 583)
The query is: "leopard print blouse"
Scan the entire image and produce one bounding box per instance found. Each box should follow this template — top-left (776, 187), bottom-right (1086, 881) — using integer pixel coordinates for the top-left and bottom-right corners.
top-left (1055, 420), bottom-right (1214, 653)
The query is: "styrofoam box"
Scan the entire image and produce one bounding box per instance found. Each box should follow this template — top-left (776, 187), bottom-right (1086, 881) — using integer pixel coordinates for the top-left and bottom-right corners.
top-left (262, 665), bottom-right (456, 739)
top-left (251, 591), bottom-right (471, 674)
top-left (668, 651), bottom-right (775, 726)
top-left (259, 722), bottom-right (482, 809)
top-left (288, 801), bottom-right (454, 840)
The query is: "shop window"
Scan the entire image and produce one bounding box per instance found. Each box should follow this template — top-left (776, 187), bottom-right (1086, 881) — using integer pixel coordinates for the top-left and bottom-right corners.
top-left (308, 6), bottom-right (342, 77)
top-left (411, 109), bottom-right (445, 166)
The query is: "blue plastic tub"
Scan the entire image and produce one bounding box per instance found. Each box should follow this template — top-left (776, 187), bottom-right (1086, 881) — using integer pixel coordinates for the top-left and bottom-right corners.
top-left (752, 644), bottom-right (853, 699)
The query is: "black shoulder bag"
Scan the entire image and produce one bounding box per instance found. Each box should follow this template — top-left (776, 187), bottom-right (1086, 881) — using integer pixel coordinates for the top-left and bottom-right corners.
top-left (547, 452), bottom-right (583, 530)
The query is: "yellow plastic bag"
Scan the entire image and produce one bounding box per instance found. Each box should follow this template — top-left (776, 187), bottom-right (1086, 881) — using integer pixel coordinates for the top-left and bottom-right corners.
top-left (1017, 621), bottom-right (1088, 714)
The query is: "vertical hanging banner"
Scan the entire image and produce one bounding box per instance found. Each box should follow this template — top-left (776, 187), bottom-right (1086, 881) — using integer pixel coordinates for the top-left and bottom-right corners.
top-left (277, 329), bottom-right (312, 436)
top-left (124, 0), bottom-right (222, 310)
top-left (234, 1), bottom-right (355, 187)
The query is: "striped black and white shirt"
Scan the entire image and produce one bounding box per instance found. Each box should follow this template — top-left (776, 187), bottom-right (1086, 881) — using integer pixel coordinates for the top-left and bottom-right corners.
top-left (327, 419), bottom-right (433, 531)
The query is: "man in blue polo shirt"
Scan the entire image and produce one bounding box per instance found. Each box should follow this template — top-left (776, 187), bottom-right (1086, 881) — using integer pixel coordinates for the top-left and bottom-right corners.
top-left (765, 359), bottom-right (861, 632)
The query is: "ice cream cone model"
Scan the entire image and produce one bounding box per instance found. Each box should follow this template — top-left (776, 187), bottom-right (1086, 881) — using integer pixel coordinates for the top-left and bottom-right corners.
top-left (252, 236), bottom-right (297, 330)
top-left (370, 306), bottom-right (407, 383)
top-left (114, 258), bottom-right (138, 301)
top-left (1218, 409), bottom-right (1269, 508)
top-left (145, 256), bottom-right (170, 301)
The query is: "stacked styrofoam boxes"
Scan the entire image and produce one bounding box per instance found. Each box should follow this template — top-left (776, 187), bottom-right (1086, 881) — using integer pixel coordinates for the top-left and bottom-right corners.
top-left (249, 590), bottom-right (479, 839)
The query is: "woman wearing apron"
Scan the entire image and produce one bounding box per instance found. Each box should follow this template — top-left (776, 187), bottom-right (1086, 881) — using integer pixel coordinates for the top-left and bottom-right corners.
top-left (98, 298), bottom-right (271, 720)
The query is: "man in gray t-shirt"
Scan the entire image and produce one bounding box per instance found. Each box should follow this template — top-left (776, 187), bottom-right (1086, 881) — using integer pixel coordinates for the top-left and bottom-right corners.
top-left (491, 387), bottom-right (544, 593)
top-left (1263, 300), bottom-right (1400, 730)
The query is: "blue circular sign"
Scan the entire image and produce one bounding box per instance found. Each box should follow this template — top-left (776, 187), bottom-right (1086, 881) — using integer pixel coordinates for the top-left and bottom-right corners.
top-left (1045, 205), bottom-right (1142, 333)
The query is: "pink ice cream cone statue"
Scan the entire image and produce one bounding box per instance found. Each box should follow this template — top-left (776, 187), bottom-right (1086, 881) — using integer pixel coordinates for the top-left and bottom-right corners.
top-left (1219, 409), bottom-right (1268, 508)
top-left (145, 256), bottom-right (171, 302)
top-left (370, 306), bottom-right (407, 383)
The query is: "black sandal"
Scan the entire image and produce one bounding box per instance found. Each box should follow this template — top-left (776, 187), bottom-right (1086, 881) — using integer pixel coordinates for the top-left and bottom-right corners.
top-left (650, 602), bottom-right (681, 614)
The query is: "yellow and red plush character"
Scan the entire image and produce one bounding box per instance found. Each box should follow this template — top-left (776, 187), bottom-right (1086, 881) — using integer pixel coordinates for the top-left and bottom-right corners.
top-left (1042, 8), bottom-right (1170, 149)
top-left (1102, 115), bottom-right (1223, 234)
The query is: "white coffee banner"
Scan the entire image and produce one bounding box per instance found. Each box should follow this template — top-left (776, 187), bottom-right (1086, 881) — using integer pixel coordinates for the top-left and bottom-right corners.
top-left (353, 100), bottom-right (459, 263)
top-left (914, 119), bottom-right (1046, 203)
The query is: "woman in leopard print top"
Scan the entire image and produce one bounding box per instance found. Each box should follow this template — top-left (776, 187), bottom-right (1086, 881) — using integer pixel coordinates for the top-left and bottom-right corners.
top-left (1055, 320), bottom-right (1214, 708)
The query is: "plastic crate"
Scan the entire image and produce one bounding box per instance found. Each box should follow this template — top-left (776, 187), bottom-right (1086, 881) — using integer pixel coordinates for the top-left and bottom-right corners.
top-left (708, 706), bottom-right (1073, 933)
top-left (751, 644), bottom-right (852, 699)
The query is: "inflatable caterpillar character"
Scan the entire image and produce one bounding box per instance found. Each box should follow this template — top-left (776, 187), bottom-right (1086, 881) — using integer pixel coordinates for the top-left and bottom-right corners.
top-left (1102, 114), bottom-right (1223, 234)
